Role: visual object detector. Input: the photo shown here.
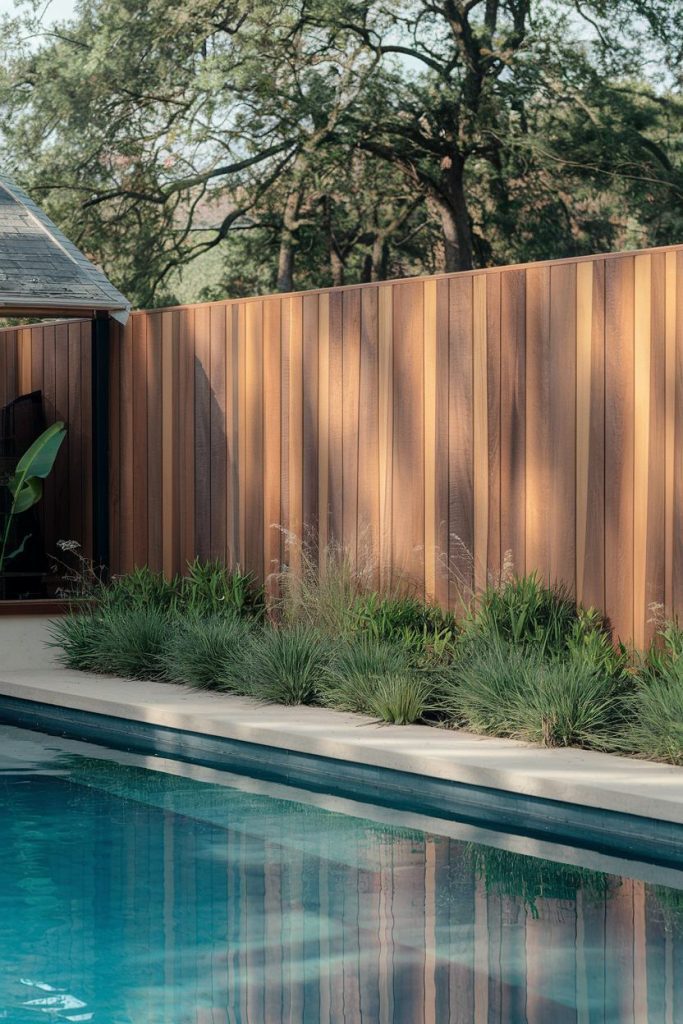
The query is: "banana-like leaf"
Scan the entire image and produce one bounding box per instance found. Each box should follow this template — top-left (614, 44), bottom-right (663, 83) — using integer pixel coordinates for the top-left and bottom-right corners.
top-left (8, 421), bottom-right (66, 513)
top-left (12, 478), bottom-right (42, 514)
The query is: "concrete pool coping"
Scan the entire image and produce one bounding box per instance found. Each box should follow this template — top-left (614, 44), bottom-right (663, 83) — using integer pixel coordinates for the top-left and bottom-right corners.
top-left (0, 668), bottom-right (682, 828)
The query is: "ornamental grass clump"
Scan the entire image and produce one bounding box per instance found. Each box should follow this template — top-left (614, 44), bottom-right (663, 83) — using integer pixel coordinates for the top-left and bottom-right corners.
top-left (319, 637), bottom-right (412, 712)
top-left (236, 624), bottom-right (328, 705)
top-left (363, 672), bottom-right (435, 725)
top-left (614, 619), bottom-right (683, 765)
top-left (319, 636), bottom-right (436, 724)
top-left (158, 613), bottom-right (253, 690)
top-left (441, 639), bottom-right (623, 748)
top-left (51, 605), bottom-right (172, 680)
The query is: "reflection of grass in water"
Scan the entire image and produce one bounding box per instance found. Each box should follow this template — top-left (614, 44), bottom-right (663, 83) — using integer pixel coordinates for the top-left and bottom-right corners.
top-left (466, 844), bottom-right (619, 918)
top-left (650, 885), bottom-right (683, 933)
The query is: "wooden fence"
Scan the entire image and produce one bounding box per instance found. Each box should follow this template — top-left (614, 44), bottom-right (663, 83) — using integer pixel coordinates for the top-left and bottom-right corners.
top-left (1, 242), bottom-right (682, 644)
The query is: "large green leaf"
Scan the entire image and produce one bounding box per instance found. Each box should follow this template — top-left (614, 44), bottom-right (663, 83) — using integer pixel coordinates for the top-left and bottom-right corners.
top-left (11, 477), bottom-right (42, 514)
top-left (7, 421), bottom-right (66, 515)
top-left (12, 420), bottom-right (67, 481)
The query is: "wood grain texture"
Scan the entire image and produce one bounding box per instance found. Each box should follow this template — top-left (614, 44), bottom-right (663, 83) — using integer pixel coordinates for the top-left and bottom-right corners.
top-left (378, 284), bottom-right (393, 590)
top-left (245, 299), bottom-right (264, 577)
top-left (525, 265), bottom-right (551, 579)
top-left (342, 288), bottom-right (361, 562)
top-left (6, 241), bottom-right (682, 647)
top-left (500, 270), bottom-right (526, 577)
top-left (317, 293), bottom-right (330, 566)
top-left (549, 263), bottom-right (577, 587)
top-left (263, 297), bottom-right (282, 586)
top-left (286, 296), bottom-right (303, 574)
top-left (472, 275), bottom-right (489, 592)
top-left (424, 278), bottom-right (438, 601)
top-left (448, 275), bottom-right (474, 604)
top-left (392, 279), bottom-right (424, 591)
top-left (674, 250), bottom-right (683, 617)
top-left (576, 260), bottom-right (605, 611)
top-left (359, 286), bottom-right (379, 577)
top-left (209, 303), bottom-right (227, 562)
top-left (665, 252), bottom-right (677, 615)
top-left (605, 256), bottom-right (635, 641)
top-left (146, 312), bottom-right (163, 572)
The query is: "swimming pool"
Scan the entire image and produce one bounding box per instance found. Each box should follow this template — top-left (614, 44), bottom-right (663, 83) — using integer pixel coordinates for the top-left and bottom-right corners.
top-left (1, 724), bottom-right (681, 1023)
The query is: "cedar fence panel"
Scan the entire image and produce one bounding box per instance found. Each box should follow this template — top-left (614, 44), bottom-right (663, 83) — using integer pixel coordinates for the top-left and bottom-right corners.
top-left (2, 243), bottom-right (683, 644)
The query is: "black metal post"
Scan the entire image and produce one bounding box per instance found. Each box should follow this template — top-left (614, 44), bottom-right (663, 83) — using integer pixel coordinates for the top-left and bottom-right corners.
top-left (92, 312), bottom-right (110, 574)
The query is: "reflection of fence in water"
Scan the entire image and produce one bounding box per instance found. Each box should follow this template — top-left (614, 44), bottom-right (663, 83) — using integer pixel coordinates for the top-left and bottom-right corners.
top-left (74, 790), bottom-right (679, 1024)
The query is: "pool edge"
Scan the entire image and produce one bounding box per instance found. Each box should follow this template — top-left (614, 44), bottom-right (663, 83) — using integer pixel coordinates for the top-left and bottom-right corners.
top-left (1, 689), bottom-right (682, 870)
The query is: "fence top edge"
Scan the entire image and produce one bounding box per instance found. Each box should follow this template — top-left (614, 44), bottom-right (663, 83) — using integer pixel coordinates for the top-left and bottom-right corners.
top-left (133, 240), bottom-right (683, 318)
top-left (3, 240), bottom-right (681, 330)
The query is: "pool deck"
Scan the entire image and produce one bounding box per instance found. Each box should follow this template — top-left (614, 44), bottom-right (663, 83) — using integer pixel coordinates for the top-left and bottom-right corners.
top-left (0, 665), bottom-right (682, 826)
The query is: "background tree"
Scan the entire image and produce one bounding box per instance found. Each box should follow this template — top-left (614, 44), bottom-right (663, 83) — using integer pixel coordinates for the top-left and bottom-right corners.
top-left (0, 0), bottom-right (680, 306)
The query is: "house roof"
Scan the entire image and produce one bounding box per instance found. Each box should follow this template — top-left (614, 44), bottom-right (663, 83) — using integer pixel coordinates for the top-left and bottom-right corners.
top-left (0, 173), bottom-right (130, 322)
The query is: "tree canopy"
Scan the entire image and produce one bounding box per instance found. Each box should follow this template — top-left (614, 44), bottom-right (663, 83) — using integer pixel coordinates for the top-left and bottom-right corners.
top-left (0, 0), bottom-right (681, 307)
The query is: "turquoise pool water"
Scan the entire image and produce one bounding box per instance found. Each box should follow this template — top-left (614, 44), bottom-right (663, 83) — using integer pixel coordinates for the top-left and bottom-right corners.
top-left (0, 725), bottom-right (681, 1023)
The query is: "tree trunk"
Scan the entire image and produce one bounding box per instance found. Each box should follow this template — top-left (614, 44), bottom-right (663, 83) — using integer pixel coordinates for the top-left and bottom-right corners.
top-left (436, 159), bottom-right (474, 272)
top-left (370, 233), bottom-right (387, 281)
top-left (276, 189), bottom-right (301, 292)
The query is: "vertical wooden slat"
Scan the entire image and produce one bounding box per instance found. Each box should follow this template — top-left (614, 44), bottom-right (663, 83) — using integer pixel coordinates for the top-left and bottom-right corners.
top-left (449, 275), bottom-right (474, 606)
top-left (179, 308), bottom-right (195, 572)
top-left (665, 252), bottom-right (677, 616)
top-left (119, 318), bottom-right (134, 572)
top-left (343, 288), bottom-right (361, 562)
top-left (318, 293), bottom-right (330, 566)
top-left (576, 260), bottom-right (605, 611)
top-left (245, 300), bottom-right (264, 577)
top-left (487, 273), bottom-right (502, 584)
top-left (328, 291), bottom-right (344, 547)
top-left (67, 322), bottom-right (83, 550)
top-left (263, 297), bottom-right (282, 586)
top-left (194, 304), bottom-right (212, 563)
top-left (634, 254), bottom-right (652, 647)
top-left (525, 266), bottom-right (552, 579)
top-left (378, 284), bottom-right (393, 590)
top-left (146, 312), bottom-right (163, 572)
top-left (424, 279), bottom-right (438, 601)
top-left (287, 296), bottom-right (303, 573)
top-left (302, 292), bottom-right (319, 558)
top-left (643, 252), bottom-right (666, 645)
top-left (109, 321), bottom-right (121, 572)
top-left (473, 275), bottom-right (488, 593)
top-left (18, 327), bottom-right (31, 394)
top-left (80, 319), bottom-right (92, 560)
top-left (226, 305), bottom-right (239, 567)
top-left (131, 313), bottom-right (148, 568)
top-left (237, 304), bottom-right (247, 567)
top-left (359, 287), bottom-right (379, 576)
top-left (500, 269), bottom-right (526, 577)
top-left (53, 322), bottom-right (70, 553)
top-left (209, 304), bottom-right (227, 563)
top-left (392, 279), bottom-right (424, 592)
top-left (605, 256), bottom-right (635, 641)
top-left (161, 311), bottom-right (176, 577)
top-left (549, 263), bottom-right (577, 588)
top-left (434, 279), bottom-right (450, 608)
top-left (673, 250), bottom-right (683, 622)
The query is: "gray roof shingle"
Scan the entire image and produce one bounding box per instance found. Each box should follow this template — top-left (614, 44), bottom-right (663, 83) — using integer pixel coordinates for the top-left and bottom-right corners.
top-left (0, 173), bottom-right (130, 322)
